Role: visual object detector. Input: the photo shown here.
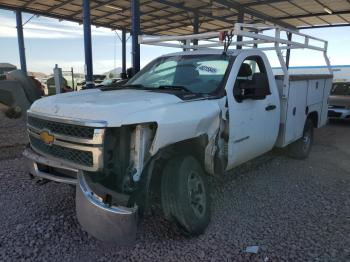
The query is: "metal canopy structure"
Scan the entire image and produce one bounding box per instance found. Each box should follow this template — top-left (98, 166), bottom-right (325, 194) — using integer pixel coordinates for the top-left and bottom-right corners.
top-left (1, 0), bottom-right (349, 87)
top-left (1, 0), bottom-right (350, 35)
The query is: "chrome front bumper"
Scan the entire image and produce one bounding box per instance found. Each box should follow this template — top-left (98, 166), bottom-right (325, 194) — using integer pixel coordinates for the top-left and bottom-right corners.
top-left (24, 147), bottom-right (138, 245)
top-left (76, 172), bottom-right (138, 245)
top-left (23, 147), bottom-right (77, 185)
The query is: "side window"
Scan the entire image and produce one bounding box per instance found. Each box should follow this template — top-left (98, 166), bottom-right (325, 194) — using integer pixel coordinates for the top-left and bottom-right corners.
top-left (234, 56), bottom-right (271, 102)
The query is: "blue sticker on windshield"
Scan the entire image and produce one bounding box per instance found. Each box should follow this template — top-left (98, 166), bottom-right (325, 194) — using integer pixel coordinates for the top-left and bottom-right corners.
top-left (197, 65), bottom-right (217, 73)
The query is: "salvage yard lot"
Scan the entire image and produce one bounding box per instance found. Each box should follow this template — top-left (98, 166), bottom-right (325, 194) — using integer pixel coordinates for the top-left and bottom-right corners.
top-left (0, 113), bottom-right (349, 261)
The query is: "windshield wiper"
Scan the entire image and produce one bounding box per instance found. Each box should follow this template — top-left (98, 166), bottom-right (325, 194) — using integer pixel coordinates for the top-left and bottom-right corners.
top-left (157, 85), bottom-right (193, 93)
top-left (122, 84), bottom-right (145, 88)
top-left (100, 83), bottom-right (145, 91)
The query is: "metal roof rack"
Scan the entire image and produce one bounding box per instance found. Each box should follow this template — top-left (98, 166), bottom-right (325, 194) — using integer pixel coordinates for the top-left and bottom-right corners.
top-left (139, 23), bottom-right (333, 98)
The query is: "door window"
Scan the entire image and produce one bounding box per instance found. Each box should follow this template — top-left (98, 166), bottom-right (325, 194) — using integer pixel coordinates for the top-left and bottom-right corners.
top-left (234, 56), bottom-right (271, 102)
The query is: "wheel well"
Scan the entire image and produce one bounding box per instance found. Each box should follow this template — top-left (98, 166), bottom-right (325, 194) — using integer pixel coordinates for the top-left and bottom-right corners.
top-left (308, 111), bottom-right (318, 127)
top-left (160, 135), bottom-right (208, 164)
top-left (136, 135), bottom-right (209, 214)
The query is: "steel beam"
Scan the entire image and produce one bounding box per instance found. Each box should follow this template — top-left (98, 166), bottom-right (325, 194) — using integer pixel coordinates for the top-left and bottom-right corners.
top-left (131, 0), bottom-right (140, 75)
top-left (152, 0), bottom-right (233, 25)
top-left (46, 0), bottom-right (73, 13)
top-left (15, 11), bottom-right (27, 75)
top-left (236, 11), bottom-right (244, 49)
top-left (298, 23), bottom-right (350, 29)
top-left (213, 0), bottom-right (295, 29)
top-left (276, 10), bottom-right (350, 20)
top-left (286, 32), bottom-right (292, 68)
top-left (122, 29), bottom-right (127, 75)
top-left (193, 14), bottom-right (199, 45)
top-left (0, 4), bottom-right (117, 30)
top-left (243, 0), bottom-right (289, 7)
top-left (83, 0), bottom-right (94, 89)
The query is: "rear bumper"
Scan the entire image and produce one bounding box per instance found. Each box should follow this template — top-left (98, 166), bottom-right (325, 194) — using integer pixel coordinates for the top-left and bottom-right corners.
top-left (328, 108), bottom-right (350, 119)
top-left (23, 147), bottom-right (77, 185)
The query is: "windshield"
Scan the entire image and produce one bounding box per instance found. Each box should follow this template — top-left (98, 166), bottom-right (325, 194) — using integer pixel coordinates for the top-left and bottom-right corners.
top-left (331, 83), bottom-right (350, 96)
top-left (127, 54), bottom-right (231, 94)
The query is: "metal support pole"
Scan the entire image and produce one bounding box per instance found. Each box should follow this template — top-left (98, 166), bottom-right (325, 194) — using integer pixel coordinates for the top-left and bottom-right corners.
top-left (193, 14), bottom-right (199, 46)
top-left (71, 67), bottom-right (75, 90)
top-left (122, 29), bottom-right (127, 75)
top-left (15, 11), bottom-right (27, 75)
top-left (131, 0), bottom-right (140, 75)
top-left (83, 0), bottom-right (94, 89)
top-left (236, 12), bottom-right (244, 50)
top-left (286, 32), bottom-right (292, 69)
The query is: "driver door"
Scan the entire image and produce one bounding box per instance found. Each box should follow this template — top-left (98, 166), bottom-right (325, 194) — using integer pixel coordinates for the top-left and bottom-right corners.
top-left (226, 55), bottom-right (279, 170)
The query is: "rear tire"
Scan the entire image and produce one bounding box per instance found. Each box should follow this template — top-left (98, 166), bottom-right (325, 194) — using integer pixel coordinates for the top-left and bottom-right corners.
top-left (288, 118), bottom-right (314, 159)
top-left (161, 155), bottom-right (210, 235)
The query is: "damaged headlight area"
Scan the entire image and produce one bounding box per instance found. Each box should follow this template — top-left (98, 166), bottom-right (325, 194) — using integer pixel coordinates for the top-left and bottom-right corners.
top-left (76, 123), bottom-right (157, 244)
top-left (83, 122), bottom-right (157, 206)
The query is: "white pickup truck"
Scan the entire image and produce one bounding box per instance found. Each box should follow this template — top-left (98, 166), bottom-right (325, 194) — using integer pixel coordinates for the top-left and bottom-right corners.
top-left (24, 24), bottom-right (332, 244)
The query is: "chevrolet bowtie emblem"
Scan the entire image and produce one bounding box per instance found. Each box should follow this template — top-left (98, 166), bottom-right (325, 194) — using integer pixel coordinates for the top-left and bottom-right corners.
top-left (40, 130), bottom-right (55, 145)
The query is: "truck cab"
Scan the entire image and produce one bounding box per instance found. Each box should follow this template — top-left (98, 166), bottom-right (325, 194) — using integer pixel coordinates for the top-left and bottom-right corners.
top-left (24, 24), bottom-right (333, 244)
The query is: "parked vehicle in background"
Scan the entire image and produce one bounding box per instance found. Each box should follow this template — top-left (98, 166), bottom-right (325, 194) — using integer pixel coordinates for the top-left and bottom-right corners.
top-left (78, 74), bottom-right (106, 89)
top-left (23, 24), bottom-right (333, 245)
top-left (328, 82), bottom-right (350, 119)
top-left (96, 78), bottom-right (122, 87)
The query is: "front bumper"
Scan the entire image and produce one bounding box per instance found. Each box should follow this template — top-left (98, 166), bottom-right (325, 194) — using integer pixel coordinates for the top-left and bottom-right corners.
top-left (328, 108), bottom-right (350, 119)
top-left (23, 147), bottom-right (77, 185)
top-left (76, 172), bottom-right (138, 245)
top-left (24, 147), bottom-right (138, 245)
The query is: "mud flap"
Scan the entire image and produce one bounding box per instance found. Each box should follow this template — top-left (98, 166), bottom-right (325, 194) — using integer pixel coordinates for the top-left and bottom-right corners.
top-left (76, 172), bottom-right (138, 245)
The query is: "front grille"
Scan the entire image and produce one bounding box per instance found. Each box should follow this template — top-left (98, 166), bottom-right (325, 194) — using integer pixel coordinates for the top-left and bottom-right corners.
top-left (328, 111), bottom-right (342, 117)
top-left (28, 116), bottom-right (95, 139)
top-left (30, 135), bottom-right (93, 167)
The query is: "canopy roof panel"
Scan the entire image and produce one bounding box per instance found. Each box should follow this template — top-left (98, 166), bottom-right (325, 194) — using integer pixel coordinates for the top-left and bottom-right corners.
top-left (0, 0), bottom-right (349, 35)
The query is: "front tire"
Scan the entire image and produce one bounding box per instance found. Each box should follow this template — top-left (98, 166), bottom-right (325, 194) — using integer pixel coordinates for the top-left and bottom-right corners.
top-left (288, 118), bottom-right (314, 159)
top-left (161, 155), bottom-right (210, 235)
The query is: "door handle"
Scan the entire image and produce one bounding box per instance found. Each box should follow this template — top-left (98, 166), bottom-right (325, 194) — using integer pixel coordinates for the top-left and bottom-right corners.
top-left (265, 105), bottom-right (276, 111)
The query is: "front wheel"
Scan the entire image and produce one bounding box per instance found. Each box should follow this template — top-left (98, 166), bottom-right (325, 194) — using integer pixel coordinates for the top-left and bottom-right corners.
top-left (288, 118), bottom-right (314, 159)
top-left (161, 155), bottom-right (210, 235)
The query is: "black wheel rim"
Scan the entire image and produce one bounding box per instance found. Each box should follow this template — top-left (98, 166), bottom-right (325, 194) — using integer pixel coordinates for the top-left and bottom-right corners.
top-left (187, 171), bottom-right (206, 218)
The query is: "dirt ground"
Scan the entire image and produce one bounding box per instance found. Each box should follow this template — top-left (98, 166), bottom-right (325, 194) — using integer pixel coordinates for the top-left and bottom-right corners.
top-left (0, 113), bottom-right (349, 261)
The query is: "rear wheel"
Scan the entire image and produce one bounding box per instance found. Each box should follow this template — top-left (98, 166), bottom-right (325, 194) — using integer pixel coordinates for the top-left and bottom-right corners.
top-left (288, 118), bottom-right (314, 159)
top-left (161, 155), bottom-right (210, 235)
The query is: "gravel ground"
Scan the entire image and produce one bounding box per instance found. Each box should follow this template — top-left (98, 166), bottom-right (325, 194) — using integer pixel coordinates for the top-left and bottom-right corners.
top-left (0, 113), bottom-right (349, 262)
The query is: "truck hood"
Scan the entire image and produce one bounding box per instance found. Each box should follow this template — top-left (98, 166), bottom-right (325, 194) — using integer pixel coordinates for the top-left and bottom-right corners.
top-left (329, 95), bottom-right (350, 107)
top-left (29, 88), bottom-right (221, 127)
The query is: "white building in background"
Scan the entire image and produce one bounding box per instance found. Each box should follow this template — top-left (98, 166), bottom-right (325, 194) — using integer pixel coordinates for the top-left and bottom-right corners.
top-left (273, 65), bottom-right (350, 82)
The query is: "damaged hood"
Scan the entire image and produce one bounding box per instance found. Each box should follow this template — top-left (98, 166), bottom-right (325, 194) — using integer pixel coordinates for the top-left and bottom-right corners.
top-left (29, 89), bottom-right (182, 125)
top-left (29, 88), bottom-right (221, 127)
top-left (29, 88), bottom-right (224, 155)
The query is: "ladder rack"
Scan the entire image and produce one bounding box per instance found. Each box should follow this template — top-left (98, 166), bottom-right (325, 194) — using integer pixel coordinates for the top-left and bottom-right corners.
top-left (138, 23), bottom-right (333, 98)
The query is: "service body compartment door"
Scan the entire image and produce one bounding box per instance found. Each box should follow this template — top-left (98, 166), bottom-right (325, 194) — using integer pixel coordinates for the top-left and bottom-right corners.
top-left (284, 80), bottom-right (308, 144)
top-left (307, 79), bottom-right (325, 105)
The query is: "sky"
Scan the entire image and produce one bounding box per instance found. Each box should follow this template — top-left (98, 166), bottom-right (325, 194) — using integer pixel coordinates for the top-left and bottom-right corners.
top-left (0, 9), bottom-right (349, 75)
